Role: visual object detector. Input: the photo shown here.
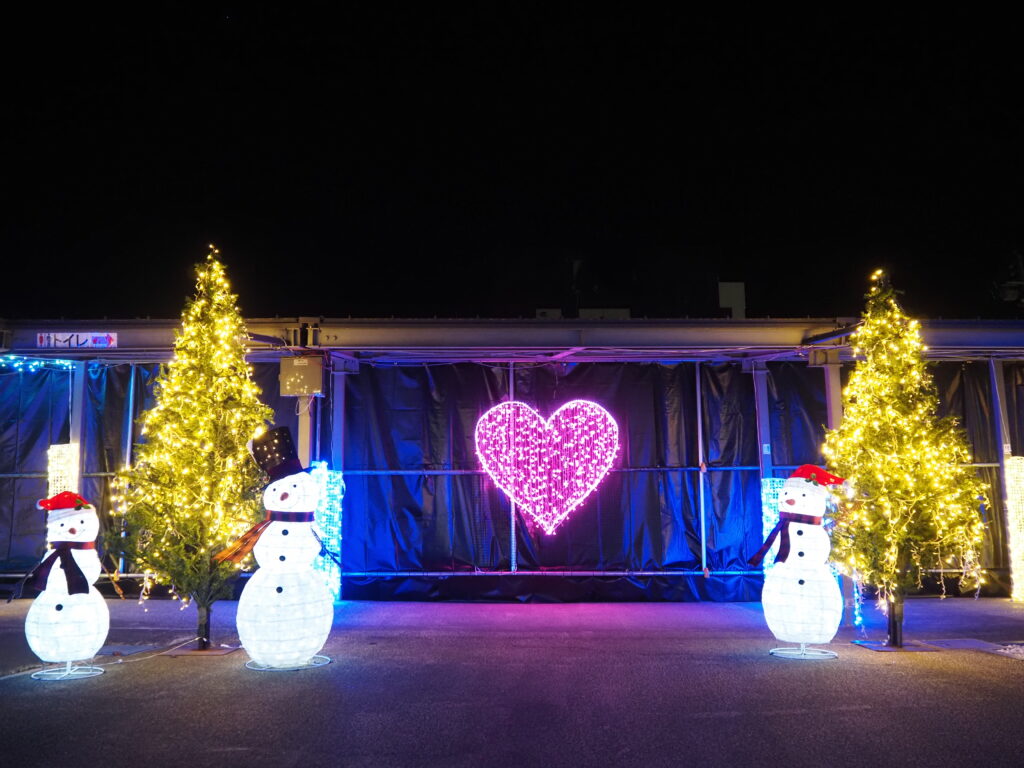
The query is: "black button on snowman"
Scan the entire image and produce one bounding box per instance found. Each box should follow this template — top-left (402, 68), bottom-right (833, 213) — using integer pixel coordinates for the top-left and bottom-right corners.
top-left (221, 427), bottom-right (334, 669)
top-left (750, 465), bottom-right (844, 650)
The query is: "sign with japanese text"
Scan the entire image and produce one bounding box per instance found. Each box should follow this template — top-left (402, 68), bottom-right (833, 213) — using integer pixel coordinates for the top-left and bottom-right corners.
top-left (36, 332), bottom-right (118, 349)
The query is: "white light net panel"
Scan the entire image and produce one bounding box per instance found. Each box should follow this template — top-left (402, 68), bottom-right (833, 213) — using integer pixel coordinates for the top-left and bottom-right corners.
top-left (1004, 456), bottom-right (1024, 602)
top-left (47, 443), bottom-right (80, 496)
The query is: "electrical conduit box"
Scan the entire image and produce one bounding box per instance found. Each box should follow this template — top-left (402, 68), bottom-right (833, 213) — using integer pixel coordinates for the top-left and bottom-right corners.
top-left (279, 356), bottom-right (323, 396)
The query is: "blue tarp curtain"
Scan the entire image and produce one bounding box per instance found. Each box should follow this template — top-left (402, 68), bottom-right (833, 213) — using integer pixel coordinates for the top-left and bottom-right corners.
top-left (320, 358), bottom-right (1011, 599)
top-left (0, 367), bottom-right (70, 570)
top-left (0, 358), bottom-right (1013, 600)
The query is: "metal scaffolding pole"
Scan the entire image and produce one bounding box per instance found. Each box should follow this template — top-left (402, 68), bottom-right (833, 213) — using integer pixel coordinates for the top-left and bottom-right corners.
top-left (750, 363), bottom-right (774, 480)
top-left (331, 366), bottom-right (346, 472)
top-left (989, 358), bottom-right (1011, 516)
top-left (297, 394), bottom-right (314, 467)
top-left (68, 361), bottom-right (88, 493)
top-left (695, 362), bottom-right (708, 573)
top-left (123, 364), bottom-right (136, 467)
top-left (119, 363), bottom-right (137, 574)
top-left (822, 361), bottom-right (843, 430)
top-left (509, 361), bottom-right (517, 573)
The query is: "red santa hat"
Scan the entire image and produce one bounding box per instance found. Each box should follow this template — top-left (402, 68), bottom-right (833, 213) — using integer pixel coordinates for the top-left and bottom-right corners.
top-left (37, 491), bottom-right (94, 522)
top-left (786, 464), bottom-right (845, 487)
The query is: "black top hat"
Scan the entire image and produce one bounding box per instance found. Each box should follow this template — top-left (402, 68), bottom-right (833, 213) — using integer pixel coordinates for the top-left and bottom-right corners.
top-left (251, 426), bottom-right (304, 481)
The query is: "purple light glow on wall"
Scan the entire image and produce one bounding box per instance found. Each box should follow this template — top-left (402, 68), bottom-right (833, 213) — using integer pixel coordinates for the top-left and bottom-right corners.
top-left (475, 399), bottom-right (620, 535)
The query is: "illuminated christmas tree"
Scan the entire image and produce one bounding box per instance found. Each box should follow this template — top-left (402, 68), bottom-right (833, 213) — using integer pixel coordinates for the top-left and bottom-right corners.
top-left (823, 269), bottom-right (988, 646)
top-left (111, 248), bottom-right (272, 649)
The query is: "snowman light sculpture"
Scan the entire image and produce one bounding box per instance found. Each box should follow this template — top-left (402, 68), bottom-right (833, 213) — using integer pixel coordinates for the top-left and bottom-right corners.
top-left (23, 492), bottom-right (110, 680)
top-left (215, 427), bottom-right (334, 670)
top-left (749, 465), bottom-right (844, 660)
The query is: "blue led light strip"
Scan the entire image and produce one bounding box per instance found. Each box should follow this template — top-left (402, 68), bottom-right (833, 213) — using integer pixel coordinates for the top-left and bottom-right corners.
top-left (0, 355), bottom-right (74, 372)
top-left (851, 576), bottom-right (865, 628)
top-left (758, 478), bottom-right (786, 570)
top-left (311, 460), bottom-right (344, 600)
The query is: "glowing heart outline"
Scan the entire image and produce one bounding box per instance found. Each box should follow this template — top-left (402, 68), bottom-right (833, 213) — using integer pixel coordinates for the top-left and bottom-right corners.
top-left (474, 399), bottom-right (620, 535)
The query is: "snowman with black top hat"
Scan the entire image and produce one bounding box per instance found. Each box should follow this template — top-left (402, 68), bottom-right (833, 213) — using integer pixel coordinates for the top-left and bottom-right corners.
top-left (749, 464), bottom-right (845, 659)
top-left (215, 426), bottom-right (334, 669)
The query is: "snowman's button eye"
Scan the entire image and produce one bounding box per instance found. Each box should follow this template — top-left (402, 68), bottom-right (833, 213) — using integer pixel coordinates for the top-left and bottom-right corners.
top-left (798, 579), bottom-right (805, 586)
top-left (282, 529), bottom-right (289, 535)
top-left (279, 555), bottom-right (286, 561)
top-left (797, 530), bottom-right (804, 536)
top-left (60, 523), bottom-right (64, 527)
top-left (276, 586), bottom-right (283, 593)
top-left (56, 604), bottom-right (64, 611)
top-left (798, 551), bottom-right (804, 557)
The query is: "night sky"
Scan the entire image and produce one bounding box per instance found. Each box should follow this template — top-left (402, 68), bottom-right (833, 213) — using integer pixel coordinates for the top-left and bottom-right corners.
top-left (4, 6), bottom-right (1024, 321)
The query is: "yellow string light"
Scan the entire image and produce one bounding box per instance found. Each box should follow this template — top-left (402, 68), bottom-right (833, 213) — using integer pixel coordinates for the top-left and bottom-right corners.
top-left (823, 269), bottom-right (988, 604)
top-left (109, 247), bottom-right (273, 625)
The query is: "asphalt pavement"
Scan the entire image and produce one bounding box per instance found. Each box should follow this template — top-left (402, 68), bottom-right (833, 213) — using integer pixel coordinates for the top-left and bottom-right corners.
top-left (1, 594), bottom-right (1023, 768)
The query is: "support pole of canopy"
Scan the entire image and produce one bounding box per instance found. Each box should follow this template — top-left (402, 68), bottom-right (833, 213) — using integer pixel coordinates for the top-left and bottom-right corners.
top-left (750, 363), bottom-right (774, 480)
top-left (123, 364), bottom-right (136, 469)
top-left (330, 359), bottom-right (349, 599)
top-left (331, 364), bottom-right (346, 473)
top-left (119, 363), bottom-right (136, 574)
top-left (313, 392), bottom-right (321, 463)
top-left (823, 361), bottom-right (843, 431)
top-left (509, 361), bottom-right (517, 573)
top-left (812, 350), bottom-right (852, 619)
top-left (808, 348), bottom-right (844, 430)
top-left (989, 359), bottom-right (1011, 460)
top-left (695, 363), bottom-right (707, 573)
top-left (297, 395), bottom-right (314, 468)
top-left (68, 361), bottom-right (87, 494)
top-left (989, 358), bottom-right (1011, 534)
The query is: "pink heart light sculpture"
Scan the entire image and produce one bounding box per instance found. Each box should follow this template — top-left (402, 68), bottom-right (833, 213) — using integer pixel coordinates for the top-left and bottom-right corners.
top-left (475, 399), bottom-right (620, 535)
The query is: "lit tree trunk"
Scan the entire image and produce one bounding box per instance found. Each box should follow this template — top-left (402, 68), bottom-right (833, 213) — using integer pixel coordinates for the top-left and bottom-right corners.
top-left (886, 550), bottom-right (908, 647)
top-left (886, 589), bottom-right (904, 648)
top-left (196, 602), bottom-right (211, 650)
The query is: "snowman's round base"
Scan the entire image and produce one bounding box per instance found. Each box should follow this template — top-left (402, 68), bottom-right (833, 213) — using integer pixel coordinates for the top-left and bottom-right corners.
top-left (769, 645), bottom-right (837, 660)
top-left (244, 654), bottom-right (331, 672)
top-left (31, 662), bottom-right (105, 681)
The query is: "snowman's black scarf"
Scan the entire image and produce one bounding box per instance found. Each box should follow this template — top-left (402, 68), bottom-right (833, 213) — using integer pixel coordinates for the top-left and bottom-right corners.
top-left (311, 527), bottom-right (343, 569)
top-left (267, 511), bottom-right (316, 523)
top-left (7, 542), bottom-right (95, 601)
top-left (212, 511), bottom-right (316, 565)
top-left (747, 512), bottom-right (822, 566)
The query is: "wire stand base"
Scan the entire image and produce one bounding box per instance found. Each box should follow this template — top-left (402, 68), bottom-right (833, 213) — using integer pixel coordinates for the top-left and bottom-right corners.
top-left (245, 654), bottom-right (331, 672)
top-left (31, 661), bottom-right (105, 681)
top-left (769, 643), bottom-right (837, 660)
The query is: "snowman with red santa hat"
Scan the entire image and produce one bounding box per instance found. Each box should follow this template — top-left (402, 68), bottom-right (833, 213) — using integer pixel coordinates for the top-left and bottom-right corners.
top-left (749, 464), bottom-right (845, 659)
top-left (23, 491), bottom-right (109, 679)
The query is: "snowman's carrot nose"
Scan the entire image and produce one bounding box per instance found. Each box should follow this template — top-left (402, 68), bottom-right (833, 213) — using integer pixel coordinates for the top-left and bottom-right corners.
top-left (785, 498), bottom-right (796, 506)
top-left (68, 527), bottom-right (77, 535)
top-left (280, 492), bottom-right (290, 501)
